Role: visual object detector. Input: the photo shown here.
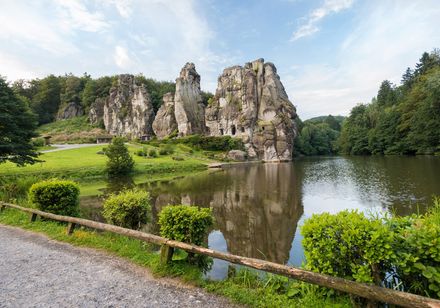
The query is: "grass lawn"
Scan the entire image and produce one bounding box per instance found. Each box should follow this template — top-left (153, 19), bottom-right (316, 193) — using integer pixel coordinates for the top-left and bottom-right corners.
top-left (0, 144), bottom-right (211, 178)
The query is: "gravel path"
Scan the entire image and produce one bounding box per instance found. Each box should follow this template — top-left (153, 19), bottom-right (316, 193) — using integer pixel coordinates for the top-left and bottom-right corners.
top-left (0, 225), bottom-right (237, 308)
top-left (41, 143), bottom-right (99, 153)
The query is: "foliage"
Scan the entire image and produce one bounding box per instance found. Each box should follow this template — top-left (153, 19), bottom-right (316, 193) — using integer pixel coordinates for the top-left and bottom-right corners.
top-left (29, 179), bottom-right (80, 216)
top-left (306, 115), bottom-right (345, 131)
top-left (104, 137), bottom-right (135, 175)
top-left (31, 137), bottom-right (45, 147)
top-left (172, 135), bottom-right (244, 152)
top-left (339, 49), bottom-right (440, 155)
top-left (295, 121), bottom-right (340, 156)
top-left (81, 76), bottom-right (114, 109)
top-left (0, 77), bottom-right (40, 166)
top-left (148, 148), bottom-right (158, 157)
top-left (102, 188), bottom-right (151, 229)
top-left (134, 74), bottom-right (175, 112)
top-left (301, 199), bottom-right (440, 298)
top-left (200, 91), bottom-right (214, 106)
top-left (158, 144), bottom-right (174, 155)
top-left (302, 210), bottom-right (393, 284)
top-left (158, 205), bottom-right (213, 246)
top-left (386, 211), bottom-right (440, 297)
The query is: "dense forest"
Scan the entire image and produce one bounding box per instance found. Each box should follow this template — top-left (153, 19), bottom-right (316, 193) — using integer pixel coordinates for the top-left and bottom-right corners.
top-left (294, 115), bottom-right (344, 156)
top-left (338, 50), bottom-right (440, 155)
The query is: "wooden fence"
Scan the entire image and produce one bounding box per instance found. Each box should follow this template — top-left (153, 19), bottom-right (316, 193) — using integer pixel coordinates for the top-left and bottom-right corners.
top-left (1, 201), bottom-right (440, 308)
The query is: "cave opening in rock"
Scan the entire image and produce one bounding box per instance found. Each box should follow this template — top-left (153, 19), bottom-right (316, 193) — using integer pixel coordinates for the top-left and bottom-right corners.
top-left (231, 125), bottom-right (236, 135)
top-left (240, 126), bottom-right (245, 133)
top-left (220, 128), bottom-right (224, 135)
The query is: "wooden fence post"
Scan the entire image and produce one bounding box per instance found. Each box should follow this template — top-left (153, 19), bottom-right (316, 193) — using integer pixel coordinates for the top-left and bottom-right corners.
top-left (160, 245), bottom-right (174, 264)
top-left (30, 213), bottom-right (38, 222)
top-left (66, 222), bottom-right (76, 235)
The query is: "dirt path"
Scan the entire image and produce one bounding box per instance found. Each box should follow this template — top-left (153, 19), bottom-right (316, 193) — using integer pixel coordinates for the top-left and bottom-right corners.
top-left (0, 225), bottom-right (236, 308)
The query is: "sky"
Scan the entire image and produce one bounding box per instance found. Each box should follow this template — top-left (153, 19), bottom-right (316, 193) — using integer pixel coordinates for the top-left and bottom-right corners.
top-left (0, 0), bottom-right (439, 119)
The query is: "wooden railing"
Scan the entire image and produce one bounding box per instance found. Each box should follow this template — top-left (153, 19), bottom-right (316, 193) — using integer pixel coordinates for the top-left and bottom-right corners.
top-left (1, 201), bottom-right (440, 308)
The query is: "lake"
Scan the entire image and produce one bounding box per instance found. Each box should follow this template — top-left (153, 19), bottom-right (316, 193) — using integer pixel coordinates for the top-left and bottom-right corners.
top-left (80, 156), bottom-right (440, 279)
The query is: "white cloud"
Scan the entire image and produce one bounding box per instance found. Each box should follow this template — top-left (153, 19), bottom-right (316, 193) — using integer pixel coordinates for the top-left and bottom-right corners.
top-left (0, 2), bottom-right (78, 55)
top-left (54, 0), bottom-right (110, 32)
top-left (114, 46), bottom-right (134, 69)
top-left (291, 0), bottom-right (353, 41)
top-left (288, 0), bottom-right (440, 119)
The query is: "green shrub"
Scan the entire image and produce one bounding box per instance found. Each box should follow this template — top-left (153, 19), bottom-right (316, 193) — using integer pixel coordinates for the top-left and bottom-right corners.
top-left (148, 149), bottom-right (158, 157)
top-left (104, 137), bottom-right (134, 175)
top-left (158, 144), bottom-right (174, 155)
top-left (102, 189), bottom-right (151, 230)
top-left (158, 205), bottom-right (214, 246)
top-left (387, 214), bottom-right (440, 297)
top-left (301, 210), bottom-right (393, 284)
top-left (301, 202), bottom-right (440, 298)
top-left (136, 147), bottom-right (148, 157)
top-left (29, 179), bottom-right (80, 216)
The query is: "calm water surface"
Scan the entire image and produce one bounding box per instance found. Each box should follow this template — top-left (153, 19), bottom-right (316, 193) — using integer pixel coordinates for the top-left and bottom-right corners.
top-left (80, 156), bottom-right (440, 279)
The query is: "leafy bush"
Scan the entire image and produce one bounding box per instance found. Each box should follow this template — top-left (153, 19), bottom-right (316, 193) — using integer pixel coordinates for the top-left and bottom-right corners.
top-left (158, 144), bottom-right (174, 155)
top-left (136, 147), bottom-right (148, 157)
top-left (301, 202), bottom-right (440, 298)
top-left (387, 211), bottom-right (440, 297)
top-left (104, 137), bottom-right (134, 175)
top-left (301, 210), bottom-right (393, 284)
top-left (102, 189), bottom-right (151, 229)
top-left (158, 205), bottom-right (213, 246)
top-left (148, 149), bottom-right (158, 157)
top-left (29, 179), bottom-right (80, 216)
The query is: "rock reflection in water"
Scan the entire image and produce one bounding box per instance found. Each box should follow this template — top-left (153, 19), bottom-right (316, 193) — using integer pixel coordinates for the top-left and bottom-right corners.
top-left (144, 163), bottom-right (304, 265)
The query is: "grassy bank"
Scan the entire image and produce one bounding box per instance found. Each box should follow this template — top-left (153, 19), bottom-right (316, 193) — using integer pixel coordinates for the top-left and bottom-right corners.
top-left (0, 143), bottom-right (213, 201)
top-left (0, 207), bottom-right (351, 307)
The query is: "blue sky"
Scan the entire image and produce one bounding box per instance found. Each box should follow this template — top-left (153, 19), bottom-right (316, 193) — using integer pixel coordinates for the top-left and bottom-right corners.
top-left (1, 0), bottom-right (439, 119)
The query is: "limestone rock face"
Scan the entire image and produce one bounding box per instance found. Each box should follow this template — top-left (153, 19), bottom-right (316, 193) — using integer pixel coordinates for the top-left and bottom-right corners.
top-left (152, 92), bottom-right (177, 139)
top-left (57, 102), bottom-right (84, 120)
top-left (103, 74), bottom-right (155, 139)
top-left (174, 63), bottom-right (206, 136)
top-left (89, 97), bottom-right (105, 125)
top-left (205, 59), bottom-right (297, 161)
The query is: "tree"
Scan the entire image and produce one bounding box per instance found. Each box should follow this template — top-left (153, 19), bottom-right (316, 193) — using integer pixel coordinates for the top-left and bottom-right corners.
top-left (0, 77), bottom-right (39, 166)
top-left (376, 80), bottom-right (397, 107)
top-left (104, 137), bottom-right (134, 175)
top-left (31, 75), bottom-right (61, 124)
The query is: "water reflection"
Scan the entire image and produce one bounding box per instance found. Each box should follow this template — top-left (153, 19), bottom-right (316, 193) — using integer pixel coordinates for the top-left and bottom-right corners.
top-left (79, 156), bottom-right (440, 278)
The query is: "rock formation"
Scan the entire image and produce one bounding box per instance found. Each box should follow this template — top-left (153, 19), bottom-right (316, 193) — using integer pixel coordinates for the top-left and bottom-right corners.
top-left (174, 63), bottom-right (206, 136)
top-left (89, 60), bottom-right (297, 161)
top-left (152, 92), bottom-right (177, 138)
top-left (103, 74), bottom-right (155, 139)
top-left (57, 102), bottom-right (84, 120)
top-left (205, 59), bottom-right (297, 161)
top-left (89, 97), bottom-right (105, 125)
